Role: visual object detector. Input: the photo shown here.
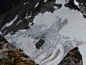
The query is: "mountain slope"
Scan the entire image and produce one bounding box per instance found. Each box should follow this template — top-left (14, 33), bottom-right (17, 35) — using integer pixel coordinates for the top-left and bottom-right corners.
top-left (0, 0), bottom-right (86, 65)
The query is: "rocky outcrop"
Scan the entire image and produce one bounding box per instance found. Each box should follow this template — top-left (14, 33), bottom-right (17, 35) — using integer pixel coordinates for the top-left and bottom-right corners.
top-left (59, 47), bottom-right (83, 65)
top-left (65, 0), bottom-right (80, 11)
top-left (65, 0), bottom-right (86, 18)
top-left (0, 35), bottom-right (38, 65)
top-left (75, 0), bottom-right (86, 18)
top-left (0, 0), bottom-right (62, 35)
top-left (0, 0), bottom-right (86, 35)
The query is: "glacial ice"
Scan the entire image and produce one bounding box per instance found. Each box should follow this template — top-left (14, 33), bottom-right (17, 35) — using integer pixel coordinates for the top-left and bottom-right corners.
top-left (2, 0), bottom-right (86, 65)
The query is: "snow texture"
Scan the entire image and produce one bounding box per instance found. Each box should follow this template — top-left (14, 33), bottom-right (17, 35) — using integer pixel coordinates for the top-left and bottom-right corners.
top-left (2, 0), bottom-right (86, 65)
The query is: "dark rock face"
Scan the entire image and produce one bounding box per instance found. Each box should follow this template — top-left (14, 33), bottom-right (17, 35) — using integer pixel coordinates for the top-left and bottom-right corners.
top-left (0, 0), bottom-right (86, 35)
top-left (1, 0), bottom-right (86, 36)
top-left (0, 50), bottom-right (39, 65)
top-left (0, 35), bottom-right (17, 60)
top-left (76, 0), bottom-right (86, 18)
top-left (64, 0), bottom-right (86, 18)
top-left (0, 35), bottom-right (16, 51)
top-left (35, 39), bottom-right (45, 49)
top-left (0, 0), bottom-right (20, 14)
top-left (0, 0), bottom-right (33, 14)
top-left (0, 0), bottom-right (62, 36)
top-left (59, 47), bottom-right (83, 65)
top-left (0, 35), bottom-right (38, 65)
top-left (65, 0), bottom-right (80, 11)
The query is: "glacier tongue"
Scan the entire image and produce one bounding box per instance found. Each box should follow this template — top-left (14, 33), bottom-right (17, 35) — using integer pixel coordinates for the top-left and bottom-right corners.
top-left (4, 18), bottom-right (71, 65)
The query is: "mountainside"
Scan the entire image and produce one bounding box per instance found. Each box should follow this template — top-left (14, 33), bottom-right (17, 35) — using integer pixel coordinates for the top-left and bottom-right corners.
top-left (0, 35), bottom-right (82, 65)
top-left (0, 35), bottom-right (39, 65)
top-left (0, 0), bottom-right (86, 65)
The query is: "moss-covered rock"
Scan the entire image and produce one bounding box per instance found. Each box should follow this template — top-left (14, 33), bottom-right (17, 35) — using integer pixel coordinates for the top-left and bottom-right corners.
top-left (0, 35), bottom-right (38, 65)
top-left (59, 47), bottom-right (83, 65)
top-left (0, 50), bottom-right (38, 65)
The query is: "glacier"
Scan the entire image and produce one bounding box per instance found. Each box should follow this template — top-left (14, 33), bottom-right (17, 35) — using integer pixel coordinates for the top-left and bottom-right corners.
top-left (0, 0), bottom-right (86, 65)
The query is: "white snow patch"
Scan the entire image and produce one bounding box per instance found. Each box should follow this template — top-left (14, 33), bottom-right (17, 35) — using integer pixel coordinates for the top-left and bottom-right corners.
top-left (35, 2), bottom-right (39, 8)
top-left (0, 31), bottom-right (1, 34)
top-left (23, 2), bottom-right (28, 5)
top-left (74, 0), bottom-right (79, 6)
top-left (55, 0), bottom-right (65, 5)
top-left (28, 22), bottom-right (32, 26)
top-left (1, 15), bottom-right (18, 30)
top-left (18, 29), bottom-right (27, 32)
top-left (58, 8), bottom-right (86, 42)
top-left (5, 29), bottom-right (27, 41)
top-left (25, 15), bottom-right (31, 19)
top-left (53, 6), bottom-right (58, 9)
top-left (44, 0), bottom-right (47, 2)
top-left (33, 12), bottom-right (60, 30)
top-left (16, 20), bottom-right (22, 25)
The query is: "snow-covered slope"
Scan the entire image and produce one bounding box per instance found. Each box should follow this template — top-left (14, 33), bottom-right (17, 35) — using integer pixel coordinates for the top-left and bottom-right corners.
top-left (0, 0), bottom-right (86, 65)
